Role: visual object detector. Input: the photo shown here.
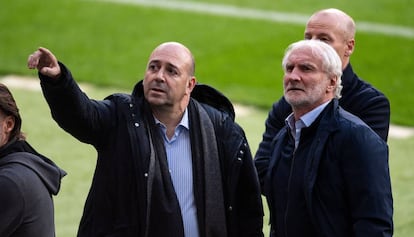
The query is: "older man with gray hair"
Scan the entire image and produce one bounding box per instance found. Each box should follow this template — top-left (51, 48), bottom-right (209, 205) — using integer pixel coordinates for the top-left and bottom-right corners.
top-left (256, 39), bottom-right (393, 237)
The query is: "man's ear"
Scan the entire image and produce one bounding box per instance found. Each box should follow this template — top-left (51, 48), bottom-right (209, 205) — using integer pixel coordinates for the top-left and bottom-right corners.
top-left (187, 76), bottom-right (197, 92)
top-left (345, 38), bottom-right (355, 57)
top-left (327, 76), bottom-right (338, 92)
top-left (3, 116), bottom-right (15, 135)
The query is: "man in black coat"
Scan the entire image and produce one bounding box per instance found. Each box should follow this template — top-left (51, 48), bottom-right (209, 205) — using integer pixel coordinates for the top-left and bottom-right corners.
top-left (256, 39), bottom-right (393, 237)
top-left (255, 9), bottom-right (390, 184)
top-left (28, 42), bottom-right (264, 237)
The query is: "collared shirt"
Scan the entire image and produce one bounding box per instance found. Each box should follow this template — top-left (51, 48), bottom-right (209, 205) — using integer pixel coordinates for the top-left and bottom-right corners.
top-left (285, 100), bottom-right (331, 149)
top-left (155, 109), bottom-right (200, 237)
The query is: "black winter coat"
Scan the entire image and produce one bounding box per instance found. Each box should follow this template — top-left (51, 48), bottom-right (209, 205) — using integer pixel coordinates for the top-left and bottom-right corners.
top-left (39, 64), bottom-right (264, 237)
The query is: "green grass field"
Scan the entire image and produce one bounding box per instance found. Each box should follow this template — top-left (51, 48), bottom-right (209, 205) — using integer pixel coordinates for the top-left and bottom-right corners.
top-left (1, 0), bottom-right (414, 236)
top-left (1, 0), bottom-right (414, 124)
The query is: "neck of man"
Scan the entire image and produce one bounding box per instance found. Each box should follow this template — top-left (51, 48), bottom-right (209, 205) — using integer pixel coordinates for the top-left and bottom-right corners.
top-left (152, 104), bottom-right (188, 139)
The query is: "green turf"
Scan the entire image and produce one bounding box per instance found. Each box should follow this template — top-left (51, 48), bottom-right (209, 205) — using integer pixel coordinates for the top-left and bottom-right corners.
top-left (182, 0), bottom-right (413, 27)
top-left (1, 0), bottom-right (414, 125)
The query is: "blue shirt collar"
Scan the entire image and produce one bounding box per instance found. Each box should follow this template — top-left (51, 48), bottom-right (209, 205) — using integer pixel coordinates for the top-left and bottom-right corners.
top-left (286, 100), bottom-right (331, 129)
top-left (154, 109), bottom-right (189, 143)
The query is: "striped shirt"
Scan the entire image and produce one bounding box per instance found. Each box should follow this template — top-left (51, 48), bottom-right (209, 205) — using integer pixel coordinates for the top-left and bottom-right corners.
top-left (155, 109), bottom-right (200, 237)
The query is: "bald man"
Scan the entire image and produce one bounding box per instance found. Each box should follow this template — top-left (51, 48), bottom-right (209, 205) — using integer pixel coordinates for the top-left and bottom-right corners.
top-left (28, 43), bottom-right (264, 237)
top-left (305, 8), bottom-right (356, 68)
top-left (255, 9), bottom-right (390, 189)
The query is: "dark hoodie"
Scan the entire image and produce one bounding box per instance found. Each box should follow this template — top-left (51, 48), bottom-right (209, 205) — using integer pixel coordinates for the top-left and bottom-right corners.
top-left (0, 139), bottom-right (66, 237)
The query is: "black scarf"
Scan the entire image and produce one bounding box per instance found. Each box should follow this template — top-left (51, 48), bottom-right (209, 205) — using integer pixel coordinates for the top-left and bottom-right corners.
top-left (144, 99), bottom-right (227, 237)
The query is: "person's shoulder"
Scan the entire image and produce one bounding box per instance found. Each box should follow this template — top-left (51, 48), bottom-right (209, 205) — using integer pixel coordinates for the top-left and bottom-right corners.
top-left (337, 107), bottom-right (384, 142)
top-left (0, 161), bottom-right (41, 186)
top-left (0, 161), bottom-right (52, 230)
top-left (104, 92), bottom-right (137, 110)
top-left (192, 83), bottom-right (235, 120)
top-left (105, 92), bottom-right (132, 102)
top-left (0, 168), bottom-right (26, 219)
top-left (0, 163), bottom-right (38, 203)
top-left (199, 102), bottom-right (232, 124)
top-left (0, 164), bottom-right (21, 185)
top-left (338, 107), bottom-right (366, 124)
top-left (348, 69), bottom-right (388, 101)
top-left (355, 77), bottom-right (387, 99)
top-left (197, 101), bottom-right (245, 138)
top-left (343, 63), bottom-right (388, 100)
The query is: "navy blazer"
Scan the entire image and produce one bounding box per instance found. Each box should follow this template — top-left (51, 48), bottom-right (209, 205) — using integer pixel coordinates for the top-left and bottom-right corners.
top-left (257, 99), bottom-right (393, 237)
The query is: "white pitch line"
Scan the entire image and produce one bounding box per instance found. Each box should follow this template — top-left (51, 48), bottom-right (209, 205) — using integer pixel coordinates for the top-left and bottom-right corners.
top-left (94, 0), bottom-right (414, 39)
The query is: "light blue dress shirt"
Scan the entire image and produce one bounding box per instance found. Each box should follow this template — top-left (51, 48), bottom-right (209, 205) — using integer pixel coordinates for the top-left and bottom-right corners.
top-left (155, 109), bottom-right (200, 237)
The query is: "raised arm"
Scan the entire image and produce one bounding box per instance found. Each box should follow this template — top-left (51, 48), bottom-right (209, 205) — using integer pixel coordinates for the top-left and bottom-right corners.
top-left (27, 47), bottom-right (117, 146)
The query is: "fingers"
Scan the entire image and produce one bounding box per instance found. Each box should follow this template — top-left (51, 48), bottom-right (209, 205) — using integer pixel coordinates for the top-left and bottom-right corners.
top-left (27, 50), bottom-right (41, 69)
top-left (27, 47), bottom-right (61, 79)
top-left (38, 47), bottom-right (54, 58)
top-left (27, 47), bottom-right (58, 69)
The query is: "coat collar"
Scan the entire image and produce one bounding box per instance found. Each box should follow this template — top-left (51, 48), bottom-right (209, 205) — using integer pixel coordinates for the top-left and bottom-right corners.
top-left (131, 80), bottom-right (235, 121)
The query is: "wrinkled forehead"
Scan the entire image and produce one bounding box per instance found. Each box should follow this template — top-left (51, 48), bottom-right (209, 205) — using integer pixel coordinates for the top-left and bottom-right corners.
top-left (287, 46), bottom-right (322, 64)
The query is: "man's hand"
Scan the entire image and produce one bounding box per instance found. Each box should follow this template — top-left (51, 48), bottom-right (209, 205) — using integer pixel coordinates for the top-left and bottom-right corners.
top-left (27, 47), bottom-right (61, 79)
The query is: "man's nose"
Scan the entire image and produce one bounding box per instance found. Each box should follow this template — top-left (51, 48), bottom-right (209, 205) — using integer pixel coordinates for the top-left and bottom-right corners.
top-left (155, 69), bottom-right (166, 81)
top-left (286, 68), bottom-right (301, 81)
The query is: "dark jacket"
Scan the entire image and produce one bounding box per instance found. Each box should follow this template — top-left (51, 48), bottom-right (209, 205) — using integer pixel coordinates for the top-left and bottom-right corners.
top-left (39, 64), bottom-right (264, 237)
top-left (0, 140), bottom-right (66, 237)
top-left (255, 63), bottom-right (390, 187)
top-left (256, 99), bottom-right (393, 237)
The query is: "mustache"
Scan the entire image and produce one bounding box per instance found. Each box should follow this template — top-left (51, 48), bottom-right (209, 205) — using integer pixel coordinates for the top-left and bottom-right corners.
top-left (285, 84), bottom-right (305, 92)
